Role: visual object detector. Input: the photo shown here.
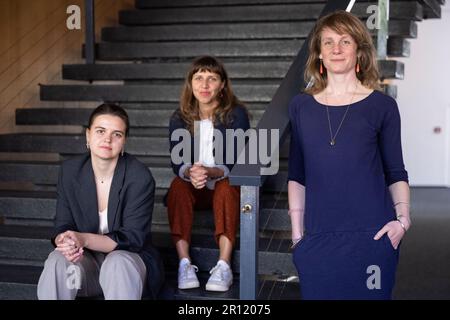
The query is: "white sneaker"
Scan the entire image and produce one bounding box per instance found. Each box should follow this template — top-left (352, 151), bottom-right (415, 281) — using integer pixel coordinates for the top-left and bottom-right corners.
top-left (178, 258), bottom-right (200, 289)
top-left (205, 260), bottom-right (233, 292)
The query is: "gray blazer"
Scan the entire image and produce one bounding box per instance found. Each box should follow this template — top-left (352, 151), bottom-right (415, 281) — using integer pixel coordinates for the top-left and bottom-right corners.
top-left (52, 152), bottom-right (164, 299)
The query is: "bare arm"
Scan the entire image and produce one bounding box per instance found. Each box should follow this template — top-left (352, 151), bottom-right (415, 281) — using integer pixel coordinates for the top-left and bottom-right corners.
top-left (374, 181), bottom-right (411, 249)
top-left (288, 181), bottom-right (306, 244)
top-left (389, 181), bottom-right (411, 230)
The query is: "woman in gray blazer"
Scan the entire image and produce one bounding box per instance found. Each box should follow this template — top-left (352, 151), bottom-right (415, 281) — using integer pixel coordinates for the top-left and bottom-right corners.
top-left (37, 103), bottom-right (164, 300)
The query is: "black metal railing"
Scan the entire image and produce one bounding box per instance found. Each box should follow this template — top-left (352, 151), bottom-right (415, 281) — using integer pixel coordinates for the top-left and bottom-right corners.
top-left (229, 0), bottom-right (369, 300)
top-left (85, 0), bottom-right (95, 64)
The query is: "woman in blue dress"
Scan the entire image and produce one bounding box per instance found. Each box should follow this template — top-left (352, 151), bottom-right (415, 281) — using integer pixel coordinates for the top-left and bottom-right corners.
top-left (288, 10), bottom-right (411, 299)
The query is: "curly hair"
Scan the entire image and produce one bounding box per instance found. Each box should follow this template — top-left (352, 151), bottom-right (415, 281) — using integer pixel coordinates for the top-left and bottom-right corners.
top-left (304, 10), bottom-right (381, 94)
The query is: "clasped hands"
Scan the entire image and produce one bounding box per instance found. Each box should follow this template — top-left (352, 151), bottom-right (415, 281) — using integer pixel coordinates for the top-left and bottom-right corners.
top-left (188, 162), bottom-right (209, 189)
top-left (55, 230), bottom-right (86, 263)
top-left (187, 162), bottom-right (223, 190)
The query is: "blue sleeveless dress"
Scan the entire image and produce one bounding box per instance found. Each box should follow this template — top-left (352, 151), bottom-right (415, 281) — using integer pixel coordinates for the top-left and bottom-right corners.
top-left (288, 91), bottom-right (408, 299)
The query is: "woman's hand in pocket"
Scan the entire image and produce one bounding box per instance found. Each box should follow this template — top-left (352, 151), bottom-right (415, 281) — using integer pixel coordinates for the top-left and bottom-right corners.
top-left (373, 221), bottom-right (405, 250)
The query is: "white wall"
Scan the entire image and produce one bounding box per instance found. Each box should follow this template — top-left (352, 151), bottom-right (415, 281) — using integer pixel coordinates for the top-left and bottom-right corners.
top-left (393, 2), bottom-right (450, 187)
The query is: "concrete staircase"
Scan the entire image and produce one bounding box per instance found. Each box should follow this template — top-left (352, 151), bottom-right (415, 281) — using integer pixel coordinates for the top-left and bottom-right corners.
top-left (0, 0), bottom-right (444, 299)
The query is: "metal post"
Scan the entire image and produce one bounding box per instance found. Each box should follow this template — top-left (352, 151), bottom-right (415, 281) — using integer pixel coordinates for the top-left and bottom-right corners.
top-left (85, 0), bottom-right (95, 64)
top-left (239, 186), bottom-right (259, 300)
top-left (377, 0), bottom-right (389, 59)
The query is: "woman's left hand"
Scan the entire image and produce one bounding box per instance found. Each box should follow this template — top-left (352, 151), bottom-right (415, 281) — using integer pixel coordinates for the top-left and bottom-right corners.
top-left (58, 230), bottom-right (86, 250)
top-left (373, 220), bottom-right (405, 250)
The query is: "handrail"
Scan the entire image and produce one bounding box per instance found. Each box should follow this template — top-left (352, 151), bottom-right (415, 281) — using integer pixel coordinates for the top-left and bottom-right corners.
top-left (230, 0), bottom-right (357, 300)
top-left (85, 0), bottom-right (95, 64)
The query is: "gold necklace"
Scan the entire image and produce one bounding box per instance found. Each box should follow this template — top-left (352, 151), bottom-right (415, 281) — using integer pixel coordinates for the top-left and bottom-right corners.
top-left (324, 86), bottom-right (357, 146)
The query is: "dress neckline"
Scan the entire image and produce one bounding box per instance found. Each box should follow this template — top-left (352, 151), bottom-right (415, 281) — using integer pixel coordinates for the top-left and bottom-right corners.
top-left (312, 90), bottom-right (376, 108)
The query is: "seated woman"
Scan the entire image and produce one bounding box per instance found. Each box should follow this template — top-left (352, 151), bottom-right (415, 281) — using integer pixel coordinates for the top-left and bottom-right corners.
top-left (37, 103), bottom-right (164, 300)
top-left (167, 56), bottom-right (250, 292)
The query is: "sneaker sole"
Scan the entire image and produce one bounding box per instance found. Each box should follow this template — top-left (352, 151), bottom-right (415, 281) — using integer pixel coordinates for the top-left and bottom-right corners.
top-left (178, 281), bottom-right (200, 290)
top-left (205, 282), bottom-right (232, 292)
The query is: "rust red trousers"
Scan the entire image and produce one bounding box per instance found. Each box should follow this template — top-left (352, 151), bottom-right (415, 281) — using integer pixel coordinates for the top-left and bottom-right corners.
top-left (166, 177), bottom-right (240, 247)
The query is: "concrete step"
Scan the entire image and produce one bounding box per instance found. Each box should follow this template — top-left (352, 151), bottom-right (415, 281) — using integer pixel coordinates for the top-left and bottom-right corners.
top-left (90, 38), bottom-right (410, 61)
top-left (0, 161), bottom-right (173, 187)
top-left (135, 0), bottom-right (324, 8)
top-left (15, 108), bottom-right (264, 128)
top-left (0, 188), bottom-right (292, 232)
top-left (420, 0), bottom-right (442, 18)
top-left (62, 60), bottom-right (404, 81)
top-left (40, 82), bottom-right (398, 103)
top-left (0, 225), bottom-right (296, 276)
top-left (63, 60), bottom-right (299, 81)
top-left (102, 20), bottom-right (418, 42)
top-left (0, 133), bottom-right (168, 156)
top-left (40, 83), bottom-right (278, 102)
top-left (119, 2), bottom-right (422, 25)
top-left (0, 265), bottom-right (299, 300)
top-left (165, 271), bottom-right (300, 300)
top-left (92, 39), bottom-right (305, 60)
top-left (136, 0), bottom-right (440, 19)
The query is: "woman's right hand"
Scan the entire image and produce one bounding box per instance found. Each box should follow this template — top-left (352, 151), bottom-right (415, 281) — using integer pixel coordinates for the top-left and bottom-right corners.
top-left (189, 163), bottom-right (208, 189)
top-left (55, 232), bottom-right (84, 262)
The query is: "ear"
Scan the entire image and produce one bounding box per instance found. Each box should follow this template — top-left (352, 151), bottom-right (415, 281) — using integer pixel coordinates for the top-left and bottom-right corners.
top-left (85, 128), bottom-right (90, 144)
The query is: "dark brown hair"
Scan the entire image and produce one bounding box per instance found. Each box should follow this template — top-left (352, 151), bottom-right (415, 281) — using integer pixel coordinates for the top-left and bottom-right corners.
top-left (88, 103), bottom-right (130, 137)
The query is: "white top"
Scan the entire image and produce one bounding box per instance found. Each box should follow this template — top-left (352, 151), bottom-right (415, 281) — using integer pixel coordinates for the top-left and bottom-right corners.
top-left (98, 208), bottom-right (109, 235)
top-left (199, 119), bottom-right (215, 166)
top-left (178, 118), bottom-right (229, 190)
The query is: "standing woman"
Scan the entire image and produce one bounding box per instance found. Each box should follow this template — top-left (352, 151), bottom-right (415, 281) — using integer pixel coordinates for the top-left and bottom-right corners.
top-left (37, 103), bottom-right (164, 300)
top-left (288, 11), bottom-right (411, 299)
top-left (167, 56), bottom-right (250, 292)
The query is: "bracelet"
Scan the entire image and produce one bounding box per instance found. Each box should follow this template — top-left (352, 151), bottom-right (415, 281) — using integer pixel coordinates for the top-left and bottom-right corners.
top-left (393, 201), bottom-right (410, 208)
top-left (396, 218), bottom-right (407, 232)
top-left (288, 208), bottom-right (304, 216)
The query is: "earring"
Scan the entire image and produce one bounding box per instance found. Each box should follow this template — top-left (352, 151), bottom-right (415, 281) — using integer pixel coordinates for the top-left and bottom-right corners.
top-left (319, 59), bottom-right (324, 75)
top-left (121, 149), bottom-right (124, 157)
top-left (86, 142), bottom-right (90, 149)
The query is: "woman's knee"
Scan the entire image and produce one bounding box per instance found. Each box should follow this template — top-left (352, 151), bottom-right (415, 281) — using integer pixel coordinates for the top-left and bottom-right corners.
top-left (44, 250), bottom-right (70, 271)
top-left (214, 179), bottom-right (239, 199)
top-left (100, 251), bottom-right (144, 276)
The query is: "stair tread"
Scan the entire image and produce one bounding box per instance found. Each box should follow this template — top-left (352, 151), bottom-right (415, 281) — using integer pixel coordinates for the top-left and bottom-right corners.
top-left (61, 60), bottom-right (403, 81)
top-left (0, 267), bottom-right (300, 300)
top-left (0, 264), bottom-right (42, 284)
top-left (120, 3), bottom-right (421, 25)
top-left (0, 225), bottom-right (291, 253)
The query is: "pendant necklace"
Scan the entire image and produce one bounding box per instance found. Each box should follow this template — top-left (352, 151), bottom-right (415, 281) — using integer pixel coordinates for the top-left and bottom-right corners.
top-left (324, 85), bottom-right (357, 146)
top-left (96, 175), bottom-right (113, 184)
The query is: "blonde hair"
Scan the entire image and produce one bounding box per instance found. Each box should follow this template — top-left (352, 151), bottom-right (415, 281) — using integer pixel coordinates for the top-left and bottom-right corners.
top-left (179, 56), bottom-right (246, 133)
top-left (304, 10), bottom-right (381, 94)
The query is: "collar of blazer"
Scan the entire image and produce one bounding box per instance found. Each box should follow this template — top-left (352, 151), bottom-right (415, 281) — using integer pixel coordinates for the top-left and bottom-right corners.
top-left (74, 153), bottom-right (127, 232)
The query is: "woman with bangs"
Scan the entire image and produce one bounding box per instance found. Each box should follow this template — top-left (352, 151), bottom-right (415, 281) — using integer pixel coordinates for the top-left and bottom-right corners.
top-left (166, 56), bottom-right (250, 292)
top-left (287, 11), bottom-right (411, 299)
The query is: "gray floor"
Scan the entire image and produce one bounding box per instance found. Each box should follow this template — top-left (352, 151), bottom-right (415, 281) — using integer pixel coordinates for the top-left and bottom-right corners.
top-left (393, 188), bottom-right (450, 300)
